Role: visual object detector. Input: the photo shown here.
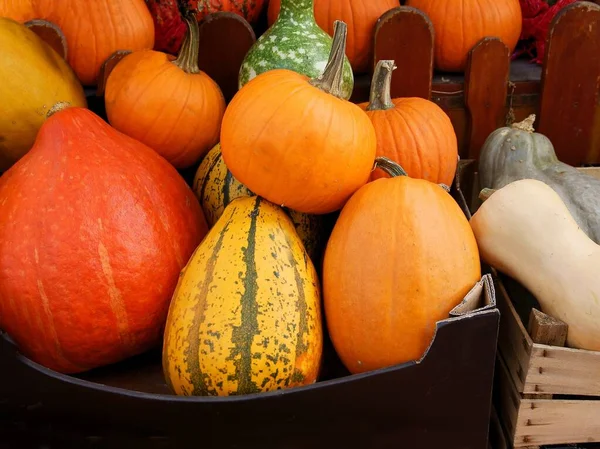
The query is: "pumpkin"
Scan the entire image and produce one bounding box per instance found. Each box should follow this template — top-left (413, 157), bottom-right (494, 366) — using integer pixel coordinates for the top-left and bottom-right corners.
top-left (239, 0), bottom-right (353, 100)
top-left (478, 115), bottom-right (600, 245)
top-left (267, 0), bottom-right (398, 74)
top-left (163, 196), bottom-right (323, 396)
top-left (222, 21), bottom-right (376, 215)
top-left (406, 0), bottom-right (522, 72)
top-left (105, 16), bottom-right (225, 169)
top-left (471, 179), bottom-right (600, 351)
top-left (194, 143), bottom-right (325, 262)
top-left (323, 157), bottom-right (481, 374)
top-left (145, 0), bottom-right (186, 55)
top-left (0, 18), bottom-right (86, 172)
top-left (183, 0), bottom-right (267, 25)
top-left (35, 0), bottom-right (155, 86)
top-left (0, 0), bottom-right (37, 22)
top-left (358, 60), bottom-right (458, 186)
top-left (0, 105), bottom-right (208, 374)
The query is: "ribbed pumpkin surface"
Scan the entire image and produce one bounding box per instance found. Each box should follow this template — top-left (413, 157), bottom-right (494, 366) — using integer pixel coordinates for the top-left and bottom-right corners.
top-left (163, 196), bottom-right (323, 396)
top-left (193, 144), bottom-right (325, 263)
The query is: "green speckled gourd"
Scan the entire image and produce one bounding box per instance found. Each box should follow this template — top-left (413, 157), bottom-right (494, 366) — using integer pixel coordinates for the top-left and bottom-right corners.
top-left (238, 0), bottom-right (354, 100)
top-left (479, 114), bottom-right (600, 244)
top-left (193, 143), bottom-right (326, 263)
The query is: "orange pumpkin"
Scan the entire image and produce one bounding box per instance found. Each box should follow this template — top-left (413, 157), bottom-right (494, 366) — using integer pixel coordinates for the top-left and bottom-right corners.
top-left (0, 105), bottom-right (208, 374)
top-left (105, 16), bottom-right (225, 169)
top-left (406, 0), bottom-right (522, 72)
top-left (267, 0), bottom-right (398, 73)
top-left (35, 0), bottom-right (154, 86)
top-left (358, 60), bottom-right (458, 187)
top-left (0, 0), bottom-right (37, 22)
top-left (221, 21), bottom-right (376, 215)
top-left (323, 157), bottom-right (481, 374)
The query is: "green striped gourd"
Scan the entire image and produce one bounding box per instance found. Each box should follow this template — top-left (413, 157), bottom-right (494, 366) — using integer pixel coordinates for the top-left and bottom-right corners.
top-left (193, 143), bottom-right (325, 263)
top-left (162, 196), bottom-right (324, 396)
top-left (238, 0), bottom-right (354, 100)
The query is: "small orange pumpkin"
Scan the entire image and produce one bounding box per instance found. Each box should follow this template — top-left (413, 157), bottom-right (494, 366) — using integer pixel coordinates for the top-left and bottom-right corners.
top-left (406, 0), bottom-right (522, 72)
top-left (358, 60), bottom-right (458, 187)
top-left (0, 0), bottom-right (37, 22)
top-left (35, 0), bottom-right (155, 86)
top-left (105, 16), bottom-right (225, 169)
top-left (221, 21), bottom-right (376, 215)
top-left (323, 157), bottom-right (481, 374)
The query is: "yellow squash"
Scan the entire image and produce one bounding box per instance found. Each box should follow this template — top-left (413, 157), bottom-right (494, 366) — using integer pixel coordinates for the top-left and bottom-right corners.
top-left (193, 143), bottom-right (325, 263)
top-left (163, 196), bottom-right (323, 396)
top-left (0, 17), bottom-right (86, 171)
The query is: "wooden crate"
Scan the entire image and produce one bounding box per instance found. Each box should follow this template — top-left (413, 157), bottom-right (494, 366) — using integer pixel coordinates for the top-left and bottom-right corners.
top-left (456, 161), bottom-right (600, 448)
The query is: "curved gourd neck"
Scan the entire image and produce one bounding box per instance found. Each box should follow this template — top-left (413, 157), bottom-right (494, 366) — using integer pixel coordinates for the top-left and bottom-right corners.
top-left (277, 0), bottom-right (316, 22)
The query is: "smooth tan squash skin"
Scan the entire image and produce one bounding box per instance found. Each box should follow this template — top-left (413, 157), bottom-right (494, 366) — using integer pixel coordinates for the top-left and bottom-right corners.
top-left (470, 179), bottom-right (600, 351)
top-left (0, 18), bottom-right (86, 171)
top-left (163, 196), bottom-right (323, 396)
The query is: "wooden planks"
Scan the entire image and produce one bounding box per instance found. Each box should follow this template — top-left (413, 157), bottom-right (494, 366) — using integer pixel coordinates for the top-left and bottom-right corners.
top-left (538, 1), bottom-right (600, 166)
top-left (465, 38), bottom-right (510, 160)
top-left (373, 6), bottom-right (433, 100)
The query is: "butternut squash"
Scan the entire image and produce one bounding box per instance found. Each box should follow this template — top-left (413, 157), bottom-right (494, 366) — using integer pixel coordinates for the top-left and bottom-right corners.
top-left (470, 179), bottom-right (600, 352)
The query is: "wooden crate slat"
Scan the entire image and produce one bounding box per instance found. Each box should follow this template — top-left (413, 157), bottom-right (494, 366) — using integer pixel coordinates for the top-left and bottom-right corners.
top-left (524, 344), bottom-right (600, 396)
top-left (538, 1), bottom-right (600, 166)
top-left (496, 278), bottom-right (534, 393)
top-left (373, 6), bottom-right (433, 100)
top-left (515, 398), bottom-right (600, 447)
top-left (496, 354), bottom-right (522, 446)
top-left (464, 37), bottom-right (510, 160)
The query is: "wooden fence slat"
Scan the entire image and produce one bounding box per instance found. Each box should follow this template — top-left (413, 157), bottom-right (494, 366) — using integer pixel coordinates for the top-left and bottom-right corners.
top-left (197, 12), bottom-right (256, 103)
top-left (538, 1), bottom-right (600, 166)
top-left (464, 37), bottom-right (510, 160)
top-left (373, 6), bottom-right (434, 100)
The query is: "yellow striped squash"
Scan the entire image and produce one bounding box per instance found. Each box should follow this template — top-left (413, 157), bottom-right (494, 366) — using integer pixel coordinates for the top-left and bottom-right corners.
top-left (162, 196), bottom-right (324, 396)
top-left (193, 143), bottom-right (325, 263)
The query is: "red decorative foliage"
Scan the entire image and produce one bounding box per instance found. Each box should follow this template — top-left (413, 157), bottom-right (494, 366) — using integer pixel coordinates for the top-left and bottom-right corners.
top-left (514, 0), bottom-right (578, 64)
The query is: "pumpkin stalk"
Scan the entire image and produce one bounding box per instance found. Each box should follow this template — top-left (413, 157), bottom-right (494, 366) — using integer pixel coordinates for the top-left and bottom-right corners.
top-left (511, 114), bottom-right (536, 133)
top-left (373, 156), bottom-right (408, 177)
top-left (367, 60), bottom-right (396, 111)
top-left (479, 188), bottom-right (497, 202)
top-left (309, 20), bottom-right (348, 99)
top-left (172, 15), bottom-right (200, 74)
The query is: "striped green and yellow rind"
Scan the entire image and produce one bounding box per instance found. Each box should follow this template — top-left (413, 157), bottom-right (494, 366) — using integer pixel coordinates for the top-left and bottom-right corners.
top-left (193, 143), bottom-right (326, 263)
top-left (237, 0), bottom-right (354, 100)
top-left (162, 196), bottom-right (324, 396)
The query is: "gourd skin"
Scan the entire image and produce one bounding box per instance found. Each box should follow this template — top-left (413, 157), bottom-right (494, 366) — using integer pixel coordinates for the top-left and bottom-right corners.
top-left (479, 121), bottom-right (600, 244)
top-left (470, 179), bottom-right (600, 352)
top-left (0, 18), bottom-right (86, 172)
top-left (239, 0), bottom-right (354, 100)
top-left (324, 172), bottom-right (481, 374)
top-left (163, 196), bottom-right (323, 396)
top-left (193, 144), bottom-right (325, 262)
top-left (0, 106), bottom-right (208, 374)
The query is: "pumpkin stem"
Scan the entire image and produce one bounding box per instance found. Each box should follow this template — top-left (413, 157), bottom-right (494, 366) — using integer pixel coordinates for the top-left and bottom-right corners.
top-left (511, 114), bottom-right (536, 133)
top-left (47, 101), bottom-right (71, 118)
top-left (172, 15), bottom-right (200, 74)
top-left (309, 20), bottom-right (348, 99)
top-left (367, 60), bottom-right (396, 111)
top-left (479, 188), bottom-right (497, 202)
top-left (373, 156), bottom-right (408, 177)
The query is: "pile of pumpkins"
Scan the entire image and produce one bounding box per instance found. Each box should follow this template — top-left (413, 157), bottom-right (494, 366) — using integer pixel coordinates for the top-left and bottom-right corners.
top-left (10, 0), bottom-right (595, 399)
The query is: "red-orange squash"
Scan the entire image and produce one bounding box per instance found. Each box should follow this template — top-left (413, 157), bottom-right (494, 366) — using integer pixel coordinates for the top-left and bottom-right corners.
top-left (0, 105), bottom-right (208, 374)
top-left (35, 0), bottom-right (155, 85)
top-left (358, 60), bottom-right (458, 186)
top-left (323, 157), bottom-right (481, 374)
top-left (267, 0), bottom-right (398, 73)
top-left (221, 21), bottom-right (376, 215)
top-left (184, 0), bottom-right (267, 25)
top-left (406, 0), bottom-right (522, 72)
top-left (0, 0), bottom-right (37, 22)
top-left (105, 16), bottom-right (225, 169)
